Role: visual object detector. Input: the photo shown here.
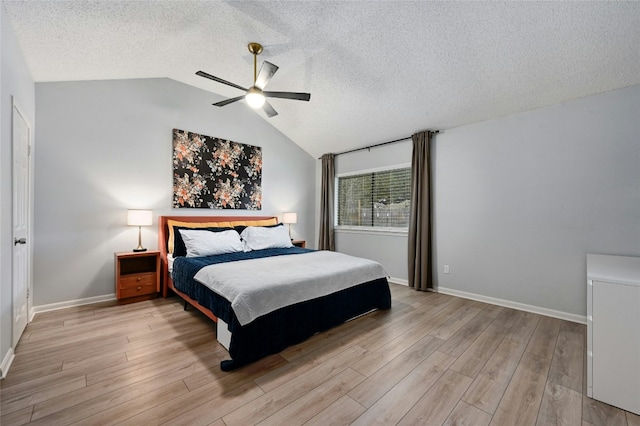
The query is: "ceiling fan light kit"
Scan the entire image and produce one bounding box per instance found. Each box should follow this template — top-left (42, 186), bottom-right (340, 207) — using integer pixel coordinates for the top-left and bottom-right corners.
top-left (196, 42), bottom-right (310, 118)
top-left (245, 87), bottom-right (265, 108)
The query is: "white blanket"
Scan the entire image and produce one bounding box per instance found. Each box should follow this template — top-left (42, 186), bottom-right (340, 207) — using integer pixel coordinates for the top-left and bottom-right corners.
top-left (193, 250), bottom-right (388, 326)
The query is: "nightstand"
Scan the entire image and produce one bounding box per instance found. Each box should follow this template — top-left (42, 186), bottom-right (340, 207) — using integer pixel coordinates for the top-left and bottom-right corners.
top-left (292, 240), bottom-right (306, 248)
top-left (115, 251), bottom-right (160, 304)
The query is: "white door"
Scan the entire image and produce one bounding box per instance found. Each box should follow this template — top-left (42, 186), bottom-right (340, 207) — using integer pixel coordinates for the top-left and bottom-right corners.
top-left (12, 100), bottom-right (30, 347)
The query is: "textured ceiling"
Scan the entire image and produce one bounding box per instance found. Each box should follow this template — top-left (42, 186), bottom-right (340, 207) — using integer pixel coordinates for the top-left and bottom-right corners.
top-left (3, 1), bottom-right (640, 158)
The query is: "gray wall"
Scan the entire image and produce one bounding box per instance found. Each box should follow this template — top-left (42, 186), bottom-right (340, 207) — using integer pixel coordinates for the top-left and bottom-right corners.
top-left (434, 85), bottom-right (640, 318)
top-left (34, 78), bottom-right (315, 306)
top-left (1, 6), bottom-right (36, 371)
top-left (323, 85), bottom-right (640, 319)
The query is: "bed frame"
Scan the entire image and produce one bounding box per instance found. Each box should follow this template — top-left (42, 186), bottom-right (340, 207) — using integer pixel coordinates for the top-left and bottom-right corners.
top-left (158, 214), bottom-right (391, 370)
top-left (158, 215), bottom-right (277, 323)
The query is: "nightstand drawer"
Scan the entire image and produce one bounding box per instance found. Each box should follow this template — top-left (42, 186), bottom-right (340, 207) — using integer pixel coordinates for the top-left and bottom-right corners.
top-left (119, 272), bottom-right (157, 289)
top-left (119, 282), bottom-right (157, 298)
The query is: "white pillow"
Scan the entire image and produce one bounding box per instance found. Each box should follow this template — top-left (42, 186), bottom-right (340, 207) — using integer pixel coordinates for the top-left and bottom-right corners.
top-left (240, 225), bottom-right (293, 251)
top-left (179, 229), bottom-right (244, 257)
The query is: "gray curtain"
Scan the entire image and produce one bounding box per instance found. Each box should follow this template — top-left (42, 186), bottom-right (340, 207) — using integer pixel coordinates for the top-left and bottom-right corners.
top-left (318, 153), bottom-right (335, 251)
top-left (408, 131), bottom-right (433, 291)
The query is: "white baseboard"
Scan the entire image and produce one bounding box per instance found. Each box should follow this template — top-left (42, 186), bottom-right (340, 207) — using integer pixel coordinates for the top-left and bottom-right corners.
top-left (32, 293), bottom-right (117, 316)
top-left (387, 278), bottom-right (584, 324)
top-left (388, 277), bottom-right (408, 286)
top-left (436, 286), bottom-right (586, 324)
top-left (1, 348), bottom-right (15, 379)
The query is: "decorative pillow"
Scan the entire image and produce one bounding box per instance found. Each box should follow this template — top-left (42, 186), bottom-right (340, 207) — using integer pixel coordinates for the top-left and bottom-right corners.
top-left (240, 224), bottom-right (293, 251)
top-left (179, 229), bottom-right (244, 257)
top-left (173, 226), bottom-right (235, 257)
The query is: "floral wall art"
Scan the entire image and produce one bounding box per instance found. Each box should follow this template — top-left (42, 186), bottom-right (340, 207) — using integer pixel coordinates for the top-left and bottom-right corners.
top-left (172, 128), bottom-right (262, 209)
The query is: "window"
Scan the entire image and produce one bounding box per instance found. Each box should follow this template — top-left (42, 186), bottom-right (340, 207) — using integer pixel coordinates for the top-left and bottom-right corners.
top-left (337, 166), bottom-right (411, 229)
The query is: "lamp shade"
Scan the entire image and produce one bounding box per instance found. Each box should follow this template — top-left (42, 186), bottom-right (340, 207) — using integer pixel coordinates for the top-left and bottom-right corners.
top-left (127, 209), bottom-right (153, 227)
top-left (282, 212), bottom-right (297, 224)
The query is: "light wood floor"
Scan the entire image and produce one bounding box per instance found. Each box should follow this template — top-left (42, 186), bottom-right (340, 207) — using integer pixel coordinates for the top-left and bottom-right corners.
top-left (1, 284), bottom-right (639, 425)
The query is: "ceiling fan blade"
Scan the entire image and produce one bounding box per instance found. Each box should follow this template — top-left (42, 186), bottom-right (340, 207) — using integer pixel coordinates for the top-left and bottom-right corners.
top-left (213, 95), bottom-right (245, 107)
top-left (254, 61), bottom-right (279, 90)
top-left (264, 91), bottom-right (311, 102)
top-left (196, 71), bottom-right (247, 92)
top-left (262, 101), bottom-right (278, 118)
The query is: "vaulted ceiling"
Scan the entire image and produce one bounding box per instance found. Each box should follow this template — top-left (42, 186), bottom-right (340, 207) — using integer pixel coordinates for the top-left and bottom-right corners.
top-left (4, 1), bottom-right (639, 157)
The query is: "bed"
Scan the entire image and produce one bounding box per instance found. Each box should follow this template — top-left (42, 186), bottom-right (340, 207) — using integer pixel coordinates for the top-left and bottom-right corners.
top-left (158, 215), bottom-right (391, 371)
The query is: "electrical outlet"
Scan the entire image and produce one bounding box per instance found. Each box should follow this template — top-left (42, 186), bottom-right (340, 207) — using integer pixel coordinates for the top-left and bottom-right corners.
top-left (444, 265), bottom-right (450, 274)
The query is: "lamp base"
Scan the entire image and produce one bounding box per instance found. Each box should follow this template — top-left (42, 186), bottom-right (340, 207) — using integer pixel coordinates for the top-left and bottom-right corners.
top-left (133, 226), bottom-right (147, 252)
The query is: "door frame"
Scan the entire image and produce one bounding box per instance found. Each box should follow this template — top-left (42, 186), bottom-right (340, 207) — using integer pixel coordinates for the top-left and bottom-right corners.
top-left (11, 96), bottom-right (34, 347)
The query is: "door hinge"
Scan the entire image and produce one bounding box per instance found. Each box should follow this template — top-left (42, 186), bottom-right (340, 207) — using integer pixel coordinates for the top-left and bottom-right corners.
top-left (27, 287), bottom-right (30, 299)
top-left (28, 144), bottom-right (32, 156)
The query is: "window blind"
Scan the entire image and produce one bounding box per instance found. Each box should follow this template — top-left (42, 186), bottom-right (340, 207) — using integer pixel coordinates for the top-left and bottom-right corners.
top-left (337, 167), bottom-right (411, 228)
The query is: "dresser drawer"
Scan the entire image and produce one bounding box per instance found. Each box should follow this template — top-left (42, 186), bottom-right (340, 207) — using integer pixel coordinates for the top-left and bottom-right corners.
top-left (119, 272), bottom-right (157, 289)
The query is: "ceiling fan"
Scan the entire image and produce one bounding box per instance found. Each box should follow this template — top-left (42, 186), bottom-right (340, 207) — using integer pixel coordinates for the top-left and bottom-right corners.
top-left (196, 42), bottom-right (311, 118)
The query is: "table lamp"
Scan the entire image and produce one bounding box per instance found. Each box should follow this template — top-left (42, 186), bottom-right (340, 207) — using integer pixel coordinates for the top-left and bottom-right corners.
top-left (282, 212), bottom-right (297, 240)
top-left (127, 209), bottom-right (153, 252)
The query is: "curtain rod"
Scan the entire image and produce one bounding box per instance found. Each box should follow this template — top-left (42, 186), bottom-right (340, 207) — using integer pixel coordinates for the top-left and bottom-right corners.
top-left (318, 130), bottom-right (440, 159)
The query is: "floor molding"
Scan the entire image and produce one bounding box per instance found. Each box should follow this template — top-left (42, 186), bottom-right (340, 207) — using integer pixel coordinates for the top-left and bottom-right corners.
top-left (32, 293), bottom-right (116, 316)
top-left (388, 278), bottom-right (584, 324)
top-left (1, 347), bottom-right (15, 379)
top-left (436, 286), bottom-right (586, 324)
top-left (388, 277), bottom-right (408, 286)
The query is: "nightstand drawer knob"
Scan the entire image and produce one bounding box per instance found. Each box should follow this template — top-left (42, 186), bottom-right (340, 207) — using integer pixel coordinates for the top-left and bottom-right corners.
top-left (137, 277), bottom-right (142, 281)
top-left (137, 286), bottom-right (141, 291)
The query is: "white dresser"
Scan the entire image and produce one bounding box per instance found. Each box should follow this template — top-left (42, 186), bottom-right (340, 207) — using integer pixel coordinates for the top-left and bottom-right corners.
top-left (587, 254), bottom-right (640, 415)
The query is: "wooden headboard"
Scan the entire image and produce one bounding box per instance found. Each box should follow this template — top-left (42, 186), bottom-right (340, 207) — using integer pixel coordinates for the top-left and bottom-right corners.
top-left (158, 215), bottom-right (277, 297)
